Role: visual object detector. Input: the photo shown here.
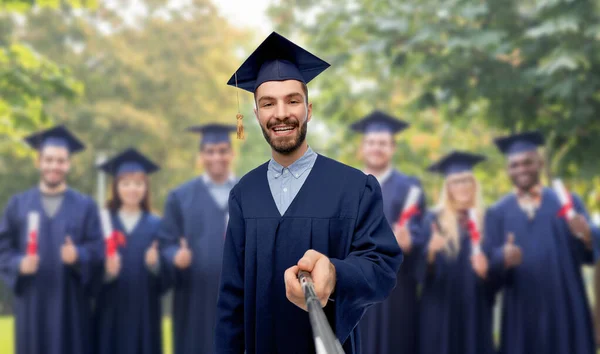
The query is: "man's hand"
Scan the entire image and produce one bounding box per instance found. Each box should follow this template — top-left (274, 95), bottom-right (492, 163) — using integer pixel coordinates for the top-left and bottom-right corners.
top-left (19, 254), bottom-right (39, 275)
top-left (568, 214), bottom-right (592, 247)
top-left (61, 236), bottom-right (78, 265)
top-left (394, 224), bottom-right (412, 254)
top-left (284, 250), bottom-right (336, 311)
top-left (504, 233), bottom-right (522, 269)
top-left (174, 238), bottom-right (192, 270)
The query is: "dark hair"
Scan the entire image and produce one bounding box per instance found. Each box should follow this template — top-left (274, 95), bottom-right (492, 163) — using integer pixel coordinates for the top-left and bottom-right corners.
top-left (106, 174), bottom-right (151, 212)
top-left (254, 82), bottom-right (309, 104)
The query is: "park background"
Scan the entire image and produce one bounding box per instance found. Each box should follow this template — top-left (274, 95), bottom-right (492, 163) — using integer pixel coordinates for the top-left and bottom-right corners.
top-left (1, 0), bottom-right (600, 353)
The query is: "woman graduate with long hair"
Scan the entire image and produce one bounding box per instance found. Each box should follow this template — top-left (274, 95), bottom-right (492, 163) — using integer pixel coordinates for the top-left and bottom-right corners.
top-left (93, 148), bottom-right (171, 354)
top-left (418, 151), bottom-right (496, 354)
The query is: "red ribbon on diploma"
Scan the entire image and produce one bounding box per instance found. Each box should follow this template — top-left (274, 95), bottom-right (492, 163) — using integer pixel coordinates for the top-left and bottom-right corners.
top-left (106, 230), bottom-right (126, 257)
top-left (557, 193), bottom-right (574, 219)
top-left (397, 205), bottom-right (420, 228)
top-left (467, 219), bottom-right (480, 245)
top-left (26, 230), bottom-right (37, 255)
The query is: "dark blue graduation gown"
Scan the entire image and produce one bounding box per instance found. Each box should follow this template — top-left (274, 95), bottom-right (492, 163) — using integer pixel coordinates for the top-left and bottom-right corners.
top-left (93, 212), bottom-right (170, 354)
top-left (484, 188), bottom-right (600, 354)
top-left (0, 187), bottom-right (104, 354)
top-left (159, 177), bottom-right (230, 354)
top-left (418, 211), bottom-right (496, 354)
top-left (214, 155), bottom-right (403, 354)
top-left (359, 169), bottom-right (426, 354)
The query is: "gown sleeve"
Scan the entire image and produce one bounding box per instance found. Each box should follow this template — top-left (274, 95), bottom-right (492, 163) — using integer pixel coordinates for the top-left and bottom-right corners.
top-left (328, 175), bottom-right (403, 344)
top-left (570, 193), bottom-right (598, 264)
top-left (158, 191), bottom-right (183, 265)
top-left (403, 179), bottom-right (428, 280)
top-left (73, 199), bottom-right (105, 286)
top-left (0, 196), bottom-right (27, 295)
top-left (150, 220), bottom-right (173, 295)
top-left (214, 188), bottom-right (245, 354)
top-left (482, 206), bottom-right (508, 291)
top-left (414, 211), bottom-right (450, 283)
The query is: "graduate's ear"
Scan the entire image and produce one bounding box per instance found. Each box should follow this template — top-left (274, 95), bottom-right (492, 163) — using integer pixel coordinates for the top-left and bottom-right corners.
top-left (306, 102), bottom-right (313, 123)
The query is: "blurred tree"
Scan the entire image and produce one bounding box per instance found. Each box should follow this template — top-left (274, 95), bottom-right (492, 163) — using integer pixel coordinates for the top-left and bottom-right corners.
top-left (0, 0), bottom-right (258, 212)
top-left (269, 0), bottom-right (600, 185)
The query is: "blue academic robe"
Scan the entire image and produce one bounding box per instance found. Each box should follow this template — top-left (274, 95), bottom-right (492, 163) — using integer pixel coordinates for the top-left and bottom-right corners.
top-left (159, 177), bottom-right (230, 354)
top-left (214, 155), bottom-right (403, 354)
top-left (418, 211), bottom-right (496, 354)
top-left (359, 169), bottom-right (426, 354)
top-left (0, 187), bottom-right (104, 354)
top-left (484, 188), bottom-right (600, 354)
top-left (93, 212), bottom-right (170, 354)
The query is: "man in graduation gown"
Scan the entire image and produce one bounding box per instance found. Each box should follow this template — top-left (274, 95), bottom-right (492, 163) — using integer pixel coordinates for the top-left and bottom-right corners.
top-left (0, 125), bottom-right (104, 354)
top-left (350, 110), bottom-right (426, 354)
top-left (214, 32), bottom-right (403, 354)
top-left (484, 131), bottom-right (600, 354)
top-left (159, 124), bottom-right (237, 354)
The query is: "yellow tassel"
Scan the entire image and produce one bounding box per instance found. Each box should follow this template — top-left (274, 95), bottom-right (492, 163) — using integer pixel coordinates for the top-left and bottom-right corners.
top-left (236, 113), bottom-right (244, 140)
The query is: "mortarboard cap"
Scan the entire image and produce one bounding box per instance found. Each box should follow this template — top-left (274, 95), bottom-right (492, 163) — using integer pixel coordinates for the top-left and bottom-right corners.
top-left (24, 125), bottom-right (85, 154)
top-left (494, 131), bottom-right (545, 156)
top-left (428, 150), bottom-right (486, 177)
top-left (187, 123), bottom-right (237, 147)
top-left (97, 148), bottom-right (159, 177)
top-left (350, 110), bottom-right (409, 135)
top-left (227, 32), bottom-right (330, 94)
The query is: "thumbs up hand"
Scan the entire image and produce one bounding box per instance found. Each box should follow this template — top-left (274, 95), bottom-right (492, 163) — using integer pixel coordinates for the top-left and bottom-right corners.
top-left (145, 241), bottom-right (159, 268)
top-left (426, 223), bottom-right (446, 264)
top-left (503, 233), bottom-right (522, 269)
top-left (61, 236), bottom-right (78, 265)
top-left (428, 223), bottom-right (446, 255)
top-left (174, 238), bottom-right (192, 270)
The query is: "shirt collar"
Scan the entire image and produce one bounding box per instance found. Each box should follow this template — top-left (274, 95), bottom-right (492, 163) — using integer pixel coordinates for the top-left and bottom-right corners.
top-left (514, 184), bottom-right (543, 200)
top-left (268, 146), bottom-right (318, 179)
top-left (367, 167), bottom-right (393, 185)
top-left (202, 173), bottom-right (236, 187)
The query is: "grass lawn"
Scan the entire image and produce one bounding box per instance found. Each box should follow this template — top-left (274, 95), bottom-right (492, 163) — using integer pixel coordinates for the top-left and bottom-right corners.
top-left (0, 316), bottom-right (173, 354)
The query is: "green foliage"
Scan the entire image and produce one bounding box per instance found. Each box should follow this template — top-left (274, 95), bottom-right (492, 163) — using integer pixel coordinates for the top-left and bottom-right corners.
top-left (269, 0), bottom-right (600, 203)
top-left (0, 0), bottom-right (262, 212)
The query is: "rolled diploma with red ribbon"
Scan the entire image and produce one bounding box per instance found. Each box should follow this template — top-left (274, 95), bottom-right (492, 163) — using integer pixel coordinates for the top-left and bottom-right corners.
top-left (397, 186), bottom-right (421, 228)
top-left (26, 211), bottom-right (39, 255)
top-left (100, 209), bottom-right (117, 257)
top-left (468, 208), bottom-right (481, 256)
top-left (553, 179), bottom-right (576, 220)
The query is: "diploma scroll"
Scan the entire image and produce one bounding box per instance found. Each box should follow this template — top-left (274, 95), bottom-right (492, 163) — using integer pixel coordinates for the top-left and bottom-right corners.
top-left (397, 186), bottom-right (421, 228)
top-left (26, 212), bottom-right (39, 255)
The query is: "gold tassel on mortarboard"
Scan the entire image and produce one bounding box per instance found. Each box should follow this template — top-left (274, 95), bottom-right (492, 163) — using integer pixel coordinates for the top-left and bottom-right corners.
top-left (235, 73), bottom-right (244, 140)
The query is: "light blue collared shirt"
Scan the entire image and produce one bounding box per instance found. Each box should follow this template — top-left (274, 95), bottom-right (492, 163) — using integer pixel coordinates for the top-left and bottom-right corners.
top-left (202, 174), bottom-right (236, 211)
top-left (267, 147), bottom-right (318, 216)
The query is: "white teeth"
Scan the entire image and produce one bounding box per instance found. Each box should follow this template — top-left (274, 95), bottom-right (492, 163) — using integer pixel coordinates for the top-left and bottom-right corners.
top-left (273, 126), bottom-right (294, 132)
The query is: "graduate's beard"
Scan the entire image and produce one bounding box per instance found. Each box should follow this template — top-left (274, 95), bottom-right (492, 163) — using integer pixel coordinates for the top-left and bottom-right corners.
top-left (41, 177), bottom-right (66, 190)
top-left (261, 118), bottom-right (308, 155)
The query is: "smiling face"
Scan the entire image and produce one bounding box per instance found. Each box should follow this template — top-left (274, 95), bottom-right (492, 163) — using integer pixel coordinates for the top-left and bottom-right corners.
top-left (360, 131), bottom-right (395, 170)
top-left (253, 80), bottom-right (312, 155)
top-left (446, 172), bottom-right (476, 209)
top-left (507, 150), bottom-right (543, 191)
top-left (38, 146), bottom-right (71, 189)
top-left (117, 172), bottom-right (148, 210)
top-left (199, 141), bottom-right (234, 181)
